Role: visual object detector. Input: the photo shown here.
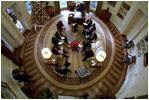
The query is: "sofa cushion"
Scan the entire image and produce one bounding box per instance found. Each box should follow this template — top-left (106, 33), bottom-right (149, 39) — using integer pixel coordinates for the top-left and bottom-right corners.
top-left (95, 41), bottom-right (103, 48)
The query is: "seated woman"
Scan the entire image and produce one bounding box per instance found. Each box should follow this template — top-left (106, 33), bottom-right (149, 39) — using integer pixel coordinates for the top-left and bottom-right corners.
top-left (56, 20), bottom-right (64, 32)
top-left (52, 45), bottom-right (68, 57)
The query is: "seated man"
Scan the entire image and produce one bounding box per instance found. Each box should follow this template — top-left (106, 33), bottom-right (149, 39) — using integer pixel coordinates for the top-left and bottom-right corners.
top-left (122, 40), bottom-right (135, 49)
top-left (52, 45), bottom-right (69, 57)
top-left (86, 23), bottom-right (96, 35)
top-left (82, 47), bottom-right (94, 61)
top-left (55, 31), bottom-right (63, 40)
top-left (87, 31), bottom-right (97, 42)
top-left (12, 69), bottom-right (33, 83)
top-left (56, 20), bottom-right (64, 32)
top-left (55, 58), bottom-right (71, 75)
top-left (55, 31), bottom-right (68, 44)
top-left (123, 55), bottom-right (136, 65)
top-left (82, 40), bottom-right (91, 52)
top-left (52, 37), bottom-right (62, 46)
top-left (83, 18), bottom-right (92, 29)
top-left (55, 65), bottom-right (70, 75)
top-left (72, 18), bottom-right (78, 32)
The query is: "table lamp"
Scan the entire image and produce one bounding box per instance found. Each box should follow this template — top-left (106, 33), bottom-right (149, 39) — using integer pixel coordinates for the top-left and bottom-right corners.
top-left (96, 51), bottom-right (106, 62)
top-left (41, 48), bottom-right (52, 59)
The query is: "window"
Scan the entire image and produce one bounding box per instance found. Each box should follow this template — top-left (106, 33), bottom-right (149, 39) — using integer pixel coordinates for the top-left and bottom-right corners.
top-left (74, 1), bottom-right (83, 5)
top-left (60, 1), bottom-right (67, 8)
top-left (6, 8), bottom-right (24, 33)
top-left (90, 1), bottom-right (98, 10)
top-left (1, 38), bottom-right (13, 51)
top-left (25, 1), bottom-right (32, 15)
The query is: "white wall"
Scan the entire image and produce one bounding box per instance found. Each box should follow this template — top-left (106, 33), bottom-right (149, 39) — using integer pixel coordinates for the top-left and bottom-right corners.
top-left (116, 24), bottom-right (148, 98)
top-left (101, 1), bottom-right (148, 98)
top-left (115, 2), bottom-right (148, 98)
top-left (101, 1), bottom-right (147, 34)
top-left (1, 54), bottom-right (28, 99)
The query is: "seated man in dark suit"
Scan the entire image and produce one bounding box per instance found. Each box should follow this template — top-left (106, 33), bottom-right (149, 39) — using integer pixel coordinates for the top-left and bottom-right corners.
top-left (82, 47), bottom-right (94, 61)
top-left (83, 18), bottom-right (92, 29)
top-left (87, 31), bottom-right (97, 42)
top-left (72, 18), bottom-right (78, 32)
top-left (52, 37), bottom-right (63, 46)
top-left (83, 23), bottom-right (96, 37)
top-left (86, 23), bottom-right (96, 35)
top-left (55, 65), bottom-right (70, 75)
top-left (82, 40), bottom-right (91, 52)
top-left (55, 31), bottom-right (62, 40)
top-left (52, 45), bottom-right (68, 57)
top-left (56, 20), bottom-right (64, 32)
top-left (55, 31), bottom-right (68, 44)
top-left (55, 58), bottom-right (71, 75)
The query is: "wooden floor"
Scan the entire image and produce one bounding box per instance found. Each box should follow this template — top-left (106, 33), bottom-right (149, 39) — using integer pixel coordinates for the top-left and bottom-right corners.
top-left (17, 10), bottom-right (127, 99)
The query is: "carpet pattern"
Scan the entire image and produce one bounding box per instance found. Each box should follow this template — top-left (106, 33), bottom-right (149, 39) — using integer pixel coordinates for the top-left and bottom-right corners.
top-left (22, 11), bottom-right (127, 98)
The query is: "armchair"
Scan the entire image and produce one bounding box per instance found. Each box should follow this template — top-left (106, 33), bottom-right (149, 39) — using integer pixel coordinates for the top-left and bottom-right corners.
top-left (123, 54), bottom-right (136, 65)
top-left (75, 66), bottom-right (92, 82)
top-left (122, 40), bottom-right (135, 49)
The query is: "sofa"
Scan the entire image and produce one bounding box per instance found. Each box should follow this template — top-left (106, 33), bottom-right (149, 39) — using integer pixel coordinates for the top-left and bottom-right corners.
top-left (75, 66), bottom-right (92, 79)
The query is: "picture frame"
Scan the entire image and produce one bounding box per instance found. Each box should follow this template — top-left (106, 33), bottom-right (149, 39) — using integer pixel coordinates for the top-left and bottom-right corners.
top-left (1, 82), bottom-right (18, 99)
top-left (107, 1), bottom-right (117, 7)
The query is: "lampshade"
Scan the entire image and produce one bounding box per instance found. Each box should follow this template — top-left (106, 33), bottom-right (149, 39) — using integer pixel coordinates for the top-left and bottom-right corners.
top-left (41, 48), bottom-right (52, 59)
top-left (96, 51), bottom-right (106, 62)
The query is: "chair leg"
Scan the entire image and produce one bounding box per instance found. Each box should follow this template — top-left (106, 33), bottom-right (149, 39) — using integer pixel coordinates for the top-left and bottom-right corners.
top-left (80, 78), bottom-right (81, 83)
top-left (64, 76), bottom-right (66, 81)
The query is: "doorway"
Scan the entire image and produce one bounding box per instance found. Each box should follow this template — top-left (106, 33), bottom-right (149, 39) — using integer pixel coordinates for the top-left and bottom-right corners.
top-left (6, 8), bottom-right (24, 33)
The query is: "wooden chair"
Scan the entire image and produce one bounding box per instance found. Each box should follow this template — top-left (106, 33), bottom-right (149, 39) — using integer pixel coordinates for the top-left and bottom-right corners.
top-left (122, 40), bottom-right (135, 49)
top-left (123, 55), bottom-right (136, 65)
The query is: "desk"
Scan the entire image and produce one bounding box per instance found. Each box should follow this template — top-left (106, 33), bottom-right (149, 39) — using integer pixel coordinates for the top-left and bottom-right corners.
top-left (68, 12), bottom-right (85, 25)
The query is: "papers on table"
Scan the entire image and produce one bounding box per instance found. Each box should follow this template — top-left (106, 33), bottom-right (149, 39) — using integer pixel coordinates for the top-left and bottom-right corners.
top-left (91, 60), bottom-right (96, 66)
top-left (61, 37), bottom-right (65, 40)
top-left (51, 58), bottom-right (56, 62)
top-left (58, 42), bottom-right (63, 45)
top-left (72, 23), bottom-right (77, 26)
top-left (83, 23), bottom-right (88, 26)
top-left (60, 47), bottom-right (63, 50)
top-left (78, 44), bottom-right (82, 48)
